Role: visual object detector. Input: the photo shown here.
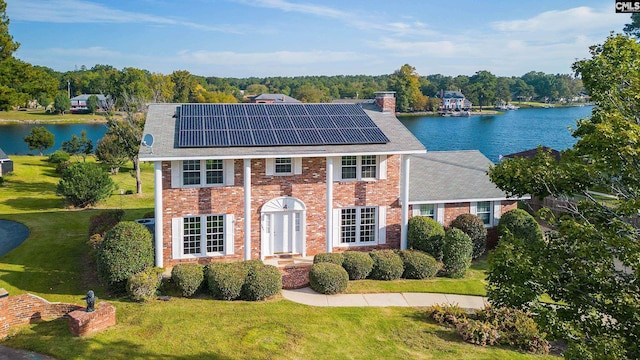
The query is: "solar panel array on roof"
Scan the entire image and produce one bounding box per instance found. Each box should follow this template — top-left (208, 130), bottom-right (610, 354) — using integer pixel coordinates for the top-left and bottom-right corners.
top-left (177, 103), bottom-right (390, 148)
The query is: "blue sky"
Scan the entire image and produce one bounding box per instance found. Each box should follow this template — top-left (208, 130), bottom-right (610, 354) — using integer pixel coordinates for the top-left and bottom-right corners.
top-left (7, 0), bottom-right (630, 78)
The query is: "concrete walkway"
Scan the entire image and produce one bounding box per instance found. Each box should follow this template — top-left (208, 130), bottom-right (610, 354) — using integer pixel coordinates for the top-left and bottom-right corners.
top-left (0, 345), bottom-right (56, 360)
top-left (282, 287), bottom-right (488, 309)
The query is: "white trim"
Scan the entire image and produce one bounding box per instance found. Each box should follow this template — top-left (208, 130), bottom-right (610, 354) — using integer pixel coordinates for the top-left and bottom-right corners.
top-left (244, 159), bottom-right (251, 260)
top-left (493, 201), bottom-right (502, 227)
top-left (326, 157), bottom-right (334, 253)
top-left (224, 159), bottom-right (235, 186)
top-left (335, 155), bottom-right (381, 182)
top-left (293, 157), bottom-right (302, 175)
top-left (378, 205), bottom-right (386, 245)
top-left (408, 196), bottom-right (528, 205)
top-left (332, 156), bottom-right (342, 182)
top-left (378, 154), bottom-right (387, 180)
top-left (436, 203), bottom-right (445, 225)
top-left (332, 208), bottom-right (341, 248)
top-left (171, 160), bottom-right (180, 188)
top-left (171, 217), bottom-right (181, 260)
top-left (401, 155), bottom-right (410, 250)
top-left (335, 206), bottom-right (381, 247)
top-left (139, 150), bottom-right (427, 162)
top-left (154, 162), bottom-right (163, 267)
top-left (224, 214), bottom-right (234, 255)
top-left (265, 158), bottom-right (275, 176)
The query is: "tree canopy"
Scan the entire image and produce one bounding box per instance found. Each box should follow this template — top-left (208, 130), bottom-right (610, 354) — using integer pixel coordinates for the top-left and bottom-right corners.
top-left (23, 126), bottom-right (54, 156)
top-left (488, 33), bottom-right (640, 359)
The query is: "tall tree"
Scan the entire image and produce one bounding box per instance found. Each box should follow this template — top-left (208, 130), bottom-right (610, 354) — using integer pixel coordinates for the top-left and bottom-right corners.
top-left (623, 13), bottom-right (640, 37)
top-left (488, 34), bottom-right (640, 359)
top-left (86, 94), bottom-right (99, 114)
top-left (24, 126), bottom-right (54, 156)
top-left (389, 64), bottom-right (422, 112)
top-left (53, 93), bottom-right (70, 114)
top-left (62, 130), bottom-right (93, 161)
top-left (0, 0), bottom-right (18, 62)
top-left (95, 134), bottom-right (128, 174)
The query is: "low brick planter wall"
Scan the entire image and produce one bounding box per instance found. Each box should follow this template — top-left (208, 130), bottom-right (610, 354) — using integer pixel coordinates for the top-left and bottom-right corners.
top-left (68, 302), bottom-right (116, 337)
top-left (0, 288), bottom-right (115, 339)
top-left (279, 263), bottom-right (312, 289)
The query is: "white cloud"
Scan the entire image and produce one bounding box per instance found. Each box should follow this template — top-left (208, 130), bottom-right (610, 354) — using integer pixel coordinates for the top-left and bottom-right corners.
top-left (11, 0), bottom-right (241, 33)
top-left (491, 6), bottom-right (622, 34)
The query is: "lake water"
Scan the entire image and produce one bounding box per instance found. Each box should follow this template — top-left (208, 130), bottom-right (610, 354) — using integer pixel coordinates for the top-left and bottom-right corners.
top-left (0, 106), bottom-right (594, 160)
top-left (399, 106), bottom-right (594, 162)
top-left (0, 123), bottom-right (108, 155)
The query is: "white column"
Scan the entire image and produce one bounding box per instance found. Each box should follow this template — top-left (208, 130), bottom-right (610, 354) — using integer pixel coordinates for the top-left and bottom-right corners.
top-left (326, 157), bottom-right (333, 253)
top-left (244, 159), bottom-right (252, 260)
top-left (153, 161), bottom-right (163, 268)
top-left (401, 155), bottom-right (410, 250)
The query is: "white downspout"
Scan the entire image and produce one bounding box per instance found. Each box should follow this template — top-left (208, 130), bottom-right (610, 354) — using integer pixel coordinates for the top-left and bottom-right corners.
top-left (154, 162), bottom-right (163, 268)
top-left (401, 155), bottom-right (410, 250)
top-left (326, 157), bottom-right (333, 253)
top-left (244, 159), bottom-right (252, 260)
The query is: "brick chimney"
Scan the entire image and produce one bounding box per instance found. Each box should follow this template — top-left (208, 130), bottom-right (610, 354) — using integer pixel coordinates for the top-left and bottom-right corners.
top-left (374, 91), bottom-right (396, 114)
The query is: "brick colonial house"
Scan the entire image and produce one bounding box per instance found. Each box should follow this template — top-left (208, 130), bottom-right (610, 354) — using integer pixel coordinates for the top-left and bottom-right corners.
top-left (408, 150), bottom-right (527, 246)
top-left (139, 93), bottom-right (519, 268)
top-left (140, 92), bottom-right (428, 268)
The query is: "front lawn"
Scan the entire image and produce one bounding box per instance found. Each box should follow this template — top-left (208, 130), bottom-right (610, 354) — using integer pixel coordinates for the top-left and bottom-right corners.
top-left (0, 156), bottom-right (554, 359)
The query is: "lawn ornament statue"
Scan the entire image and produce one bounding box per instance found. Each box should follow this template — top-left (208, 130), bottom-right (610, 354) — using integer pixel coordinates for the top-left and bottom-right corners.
top-left (83, 290), bottom-right (96, 312)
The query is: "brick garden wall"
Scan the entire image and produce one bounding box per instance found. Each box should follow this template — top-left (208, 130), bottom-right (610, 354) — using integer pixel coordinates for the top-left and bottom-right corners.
top-left (161, 155), bottom-right (402, 267)
top-left (0, 288), bottom-right (114, 338)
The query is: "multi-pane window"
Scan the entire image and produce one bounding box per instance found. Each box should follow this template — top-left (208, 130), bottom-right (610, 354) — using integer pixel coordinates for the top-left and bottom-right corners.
top-left (341, 156), bottom-right (357, 179)
top-left (183, 216), bottom-right (201, 254)
top-left (183, 160), bottom-right (201, 185)
top-left (420, 204), bottom-right (435, 219)
top-left (476, 201), bottom-right (492, 225)
top-left (275, 158), bottom-right (292, 174)
top-left (182, 215), bottom-right (225, 256)
top-left (359, 207), bottom-right (377, 242)
top-left (206, 160), bottom-right (224, 185)
top-left (182, 159), bottom-right (225, 186)
top-left (360, 156), bottom-right (377, 179)
top-left (340, 208), bottom-right (357, 243)
top-left (205, 215), bottom-right (224, 253)
top-left (340, 207), bottom-right (377, 244)
top-left (340, 156), bottom-right (378, 180)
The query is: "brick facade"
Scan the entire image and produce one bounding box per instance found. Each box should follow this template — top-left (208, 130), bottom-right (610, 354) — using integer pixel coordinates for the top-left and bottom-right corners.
top-left (161, 155), bottom-right (402, 268)
top-left (0, 288), bottom-right (115, 339)
top-left (68, 302), bottom-right (116, 337)
top-left (279, 264), bottom-right (313, 289)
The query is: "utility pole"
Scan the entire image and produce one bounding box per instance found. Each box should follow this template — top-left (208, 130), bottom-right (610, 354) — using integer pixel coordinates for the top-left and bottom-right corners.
top-left (67, 80), bottom-right (70, 98)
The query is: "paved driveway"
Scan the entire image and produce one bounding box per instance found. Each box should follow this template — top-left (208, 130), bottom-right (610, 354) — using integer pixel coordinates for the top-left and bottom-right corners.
top-left (0, 219), bottom-right (29, 258)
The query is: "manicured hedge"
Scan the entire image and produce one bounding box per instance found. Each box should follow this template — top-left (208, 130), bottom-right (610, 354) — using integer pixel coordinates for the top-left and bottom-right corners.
top-left (240, 262), bottom-right (282, 301)
top-left (398, 250), bottom-right (438, 279)
top-left (127, 267), bottom-right (164, 302)
top-left (368, 250), bottom-right (404, 280)
top-left (449, 213), bottom-right (487, 259)
top-left (408, 216), bottom-right (445, 260)
top-left (171, 263), bottom-right (204, 297)
top-left (309, 262), bottom-right (349, 294)
top-left (206, 262), bottom-right (247, 300)
top-left (313, 252), bottom-right (344, 266)
top-left (442, 228), bottom-right (473, 278)
top-left (96, 221), bottom-right (154, 292)
top-left (341, 251), bottom-right (374, 280)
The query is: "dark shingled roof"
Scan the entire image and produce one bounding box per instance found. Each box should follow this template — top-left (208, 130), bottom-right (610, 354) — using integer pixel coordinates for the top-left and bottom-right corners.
top-left (504, 146), bottom-right (561, 162)
top-left (409, 150), bottom-right (515, 203)
top-left (0, 147), bottom-right (8, 160)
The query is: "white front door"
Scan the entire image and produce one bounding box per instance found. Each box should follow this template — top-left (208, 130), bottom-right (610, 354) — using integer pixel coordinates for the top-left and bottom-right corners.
top-left (272, 211), bottom-right (303, 254)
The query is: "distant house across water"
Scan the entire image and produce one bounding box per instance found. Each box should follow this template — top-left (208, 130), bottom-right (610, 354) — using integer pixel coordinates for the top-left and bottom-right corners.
top-left (438, 90), bottom-right (472, 111)
top-left (70, 94), bottom-right (109, 113)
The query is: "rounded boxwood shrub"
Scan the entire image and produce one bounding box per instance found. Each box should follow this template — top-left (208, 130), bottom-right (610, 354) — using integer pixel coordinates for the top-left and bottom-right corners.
top-left (309, 262), bottom-right (349, 294)
top-left (47, 150), bottom-right (70, 164)
top-left (449, 213), bottom-right (487, 259)
top-left (171, 263), bottom-right (204, 297)
top-left (398, 249), bottom-right (438, 279)
top-left (408, 216), bottom-right (445, 260)
top-left (127, 267), bottom-right (164, 302)
top-left (341, 251), bottom-right (374, 280)
top-left (241, 262), bottom-right (282, 301)
top-left (368, 250), bottom-right (404, 280)
top-left (206, 262), bottom-right (247, 300)
top-left (313, 252), bottom-right (344, 266)
top-left (442, 228), bottom-right (473, 278)
top-left (497, 209), bottom-right (543, 245)
top-left (97, 221), bottom-right (154, 292)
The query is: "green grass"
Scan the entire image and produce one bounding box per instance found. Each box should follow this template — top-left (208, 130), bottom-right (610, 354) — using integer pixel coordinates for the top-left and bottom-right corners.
top-left (0, 156), bottom-right (555, 359)
top-left (0, 109), bottom-right (108, 123)
top-left (345, 260), bottom-right (488, 296)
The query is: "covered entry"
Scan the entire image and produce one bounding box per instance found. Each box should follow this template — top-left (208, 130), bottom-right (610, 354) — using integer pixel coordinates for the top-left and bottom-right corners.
top-left (260, 197), bottom-right (306, 259)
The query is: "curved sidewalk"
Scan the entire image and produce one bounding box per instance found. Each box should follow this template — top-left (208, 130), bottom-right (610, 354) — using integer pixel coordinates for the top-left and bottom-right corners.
top-left (282, 287), bottom-right (488, 309)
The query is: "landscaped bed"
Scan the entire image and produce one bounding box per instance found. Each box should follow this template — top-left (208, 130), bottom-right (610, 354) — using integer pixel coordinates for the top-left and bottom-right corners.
top-left (0, 156), bottom-right (555, 359)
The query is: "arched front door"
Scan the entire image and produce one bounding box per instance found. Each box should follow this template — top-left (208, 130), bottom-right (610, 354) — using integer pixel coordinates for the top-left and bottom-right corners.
top-left (260, 197), bottom-right (306, 259)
